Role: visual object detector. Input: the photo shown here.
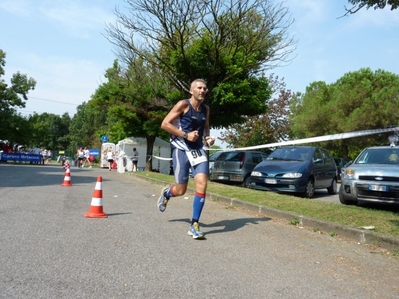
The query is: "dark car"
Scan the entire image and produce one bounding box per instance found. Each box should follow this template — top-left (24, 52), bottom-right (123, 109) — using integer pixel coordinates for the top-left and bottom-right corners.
top-left (339, 146), bottom-right (399, 206)
top-left (210, 150), bottom-right (268, 187)
top-left (247, 146), bottom-right (337, 198)
top-left (334, 157), bottom-right (351, 181)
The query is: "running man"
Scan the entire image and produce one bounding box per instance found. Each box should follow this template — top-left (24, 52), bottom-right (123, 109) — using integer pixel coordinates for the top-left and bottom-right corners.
top-left (157, 78), bottom-right (215, 239)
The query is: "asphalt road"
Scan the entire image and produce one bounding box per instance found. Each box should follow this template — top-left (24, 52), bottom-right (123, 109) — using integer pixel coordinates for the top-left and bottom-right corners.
top-left (311, 183), bottom-right (341, 203)
top-left (1, 164), bottom-right (399, 299)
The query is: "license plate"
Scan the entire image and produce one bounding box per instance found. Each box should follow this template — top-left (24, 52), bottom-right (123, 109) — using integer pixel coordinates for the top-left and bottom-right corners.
top-left (368, 184), bottom-right (389, 192)
top-left (265, 179), bottom-right (277, 184)
top-left (218, 176), bottom-right (229, 180)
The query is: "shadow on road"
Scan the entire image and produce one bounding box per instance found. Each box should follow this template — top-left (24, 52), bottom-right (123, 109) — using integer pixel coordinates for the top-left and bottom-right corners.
top-left (169, 217), bottom-right (271, 235)
top-left (107, 212), bottom-right (133, 216)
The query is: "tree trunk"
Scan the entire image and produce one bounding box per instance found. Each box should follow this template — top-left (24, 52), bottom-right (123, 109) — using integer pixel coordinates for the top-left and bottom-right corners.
top-left (145, 136), bottom-right (156, 171)
top-left (342, 143), bottom-right (349, 159)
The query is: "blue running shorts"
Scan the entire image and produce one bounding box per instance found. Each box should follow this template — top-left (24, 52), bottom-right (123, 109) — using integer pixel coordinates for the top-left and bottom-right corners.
top-left (172, 148), bottom-right (209, 184)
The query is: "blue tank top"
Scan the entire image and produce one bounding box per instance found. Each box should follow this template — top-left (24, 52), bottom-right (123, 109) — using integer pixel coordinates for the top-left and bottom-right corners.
top-left (170, 99), bottom-right (207, 150)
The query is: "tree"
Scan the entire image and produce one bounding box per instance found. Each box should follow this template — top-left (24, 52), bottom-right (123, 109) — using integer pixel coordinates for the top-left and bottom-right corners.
top-left (27, 112), bottom-right (71, 150)
top-left (3, 113), bottom-right (32, 146)
top-left (105, 0), bottom-right (296, 129)
top-left (290, 68), bottom-right (399, 158)
top-left (219, 74), bottom-right (293, 149)
top-left (0, 50), bottom-right (36, 141)
top-left (57, 113), bottom-right (73, 150)
top-left (290, 81), bottom-right (334, 139)
top-left (89, 60), bottom-right (173, 170)
top-left (343, 0), bottom-right (399, 16)
top-left (68, 102), bottom-right (105, 152)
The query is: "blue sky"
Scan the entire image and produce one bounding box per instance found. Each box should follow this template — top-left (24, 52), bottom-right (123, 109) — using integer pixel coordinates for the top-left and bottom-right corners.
top-left (1, 0), bottom-right (398, 147)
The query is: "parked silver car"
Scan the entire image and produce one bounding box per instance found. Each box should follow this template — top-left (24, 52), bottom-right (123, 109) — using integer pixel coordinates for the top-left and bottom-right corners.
top-left (209, 151), bottom-right (223, 175)
top-left (188, 151), bottom-right (223, 178)
top-left (339, 146), bottom-right (399, 205)
top-left (210, 150), bottom-right (268, 187)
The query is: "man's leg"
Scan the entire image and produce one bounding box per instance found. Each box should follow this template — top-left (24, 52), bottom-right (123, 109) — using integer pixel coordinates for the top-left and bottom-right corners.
top-left (187, 166), bottom-right (208, 239)
top-left (157, 149), bottom-right (189, 212)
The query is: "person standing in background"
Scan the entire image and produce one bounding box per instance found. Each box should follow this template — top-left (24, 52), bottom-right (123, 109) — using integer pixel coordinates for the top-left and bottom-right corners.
top-left (77, 147), bottom-right (85, 168)
top-left (132, 147), bottom-right (139, 171)
top-left (106, 150), bottom-right (114, 171)
top-left (41, 149), bottom-right (47, 165)
top-left (46, 149), bottom-right (52, 164)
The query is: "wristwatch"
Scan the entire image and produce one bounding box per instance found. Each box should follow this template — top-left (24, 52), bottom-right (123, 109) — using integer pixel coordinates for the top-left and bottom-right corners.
top-left (183, 132), bottom-right (188, 139)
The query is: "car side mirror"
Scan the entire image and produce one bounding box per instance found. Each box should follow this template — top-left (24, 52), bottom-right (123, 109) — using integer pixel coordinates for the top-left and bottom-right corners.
top-left (314, 158), bottom-right (323, 164)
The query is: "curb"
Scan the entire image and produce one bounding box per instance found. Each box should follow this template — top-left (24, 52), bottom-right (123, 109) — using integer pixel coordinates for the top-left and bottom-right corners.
top-left (135, 174), bottom-right (399, 251)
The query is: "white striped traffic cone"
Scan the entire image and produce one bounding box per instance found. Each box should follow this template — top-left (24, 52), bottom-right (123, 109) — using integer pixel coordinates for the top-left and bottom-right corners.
top-left (61, 167), bottom-right (72, 186)
top-left (84, 176), bottom-right (107, 218)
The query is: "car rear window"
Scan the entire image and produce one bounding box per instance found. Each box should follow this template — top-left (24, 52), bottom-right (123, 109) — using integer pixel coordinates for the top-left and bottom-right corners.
top-left (217, 152), bottom-right (243, 162)
top-left (209, 151), bottom-right (222, 162)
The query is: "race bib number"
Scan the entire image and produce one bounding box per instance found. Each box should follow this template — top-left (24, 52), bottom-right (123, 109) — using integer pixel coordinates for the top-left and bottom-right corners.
top-left (186, 149), bottom-right (207, 166)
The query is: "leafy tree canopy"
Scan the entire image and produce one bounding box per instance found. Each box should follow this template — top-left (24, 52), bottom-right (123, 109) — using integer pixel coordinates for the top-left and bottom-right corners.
top-left (220, 74), bottom-right (294, 150)
top-left (290, 68), bottom-right (399, 158)
top-left (27, 112), bottom-right (71, 150)
top-left (89, 60), bottom-right (172, 142)
top-left (87, 60), bottom-right (174, 170)
top-left (68, 102), bottom-right (107, 151)
top-left (344, 0), bottom-right (399, 15)
top-left (106, 0), bottom-right (296, 128)
top-left (0, 50), bottom-right (36, 142)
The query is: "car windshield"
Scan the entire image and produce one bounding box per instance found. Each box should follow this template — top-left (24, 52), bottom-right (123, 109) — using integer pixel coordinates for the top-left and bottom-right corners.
top-left (355, 148), bottom-right (399, 165)
top-left (266, 148), bottom-right (310, 161)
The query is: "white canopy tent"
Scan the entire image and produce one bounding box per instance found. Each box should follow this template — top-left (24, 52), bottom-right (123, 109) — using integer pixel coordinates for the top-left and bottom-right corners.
top-left (116, 137), bottom-right (171, 174)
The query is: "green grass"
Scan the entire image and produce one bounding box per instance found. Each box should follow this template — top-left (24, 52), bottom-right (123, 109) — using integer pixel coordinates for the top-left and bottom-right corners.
top-left (132, 171), bottom-right (399, 239)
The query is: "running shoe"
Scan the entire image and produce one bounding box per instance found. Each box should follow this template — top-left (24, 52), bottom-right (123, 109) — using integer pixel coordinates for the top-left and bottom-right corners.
top-left (188, 222), bottom-right (204, 239)
top-left (157, 187), bottom-right (169, 212)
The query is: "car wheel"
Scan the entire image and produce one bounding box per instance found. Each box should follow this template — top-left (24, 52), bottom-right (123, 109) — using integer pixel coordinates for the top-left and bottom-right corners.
top-left (242, 175), bottom-right (251, 188)
top-left (339, 191), bottom-right (357, 205)
top-left (327, 178), bottom-right (337, 195)
top-left (303, 179), bottom-right (315, 198)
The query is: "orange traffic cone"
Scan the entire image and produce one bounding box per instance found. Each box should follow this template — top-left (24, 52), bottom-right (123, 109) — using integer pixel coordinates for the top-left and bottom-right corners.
top-left (85, 176), bottom-right (107, 218)
top-left (61, 168), bottom-right (72, 186)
